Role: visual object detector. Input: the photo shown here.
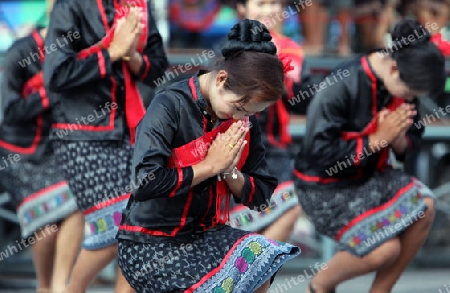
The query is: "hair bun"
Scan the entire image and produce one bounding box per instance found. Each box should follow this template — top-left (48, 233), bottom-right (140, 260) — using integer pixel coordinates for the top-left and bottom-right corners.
top-left (391, 19), bottom-right (431, 48)
top-left (221, 19), bottom-right (277, 59)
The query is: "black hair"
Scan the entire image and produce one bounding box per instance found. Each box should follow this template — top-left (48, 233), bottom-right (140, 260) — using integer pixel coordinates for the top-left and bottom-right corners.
top-left (389, 18), bottom-right (446, 97)
top-left (211, 19), bottom-right (285, 103)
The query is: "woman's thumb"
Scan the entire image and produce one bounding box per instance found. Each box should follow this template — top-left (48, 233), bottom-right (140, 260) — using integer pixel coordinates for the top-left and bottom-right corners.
top-left (378, 109), bottom-right (390, 121)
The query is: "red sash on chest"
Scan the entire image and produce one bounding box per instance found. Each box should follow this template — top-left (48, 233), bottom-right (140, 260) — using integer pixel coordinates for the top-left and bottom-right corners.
top-left (342, 97), bottom-right (405, 170)
top-left (77, 0), bottom-right (148, 144)
top-left (166, 77), bottom-right (251, 225)
top-left (341, 56), bottom-right (408, 170)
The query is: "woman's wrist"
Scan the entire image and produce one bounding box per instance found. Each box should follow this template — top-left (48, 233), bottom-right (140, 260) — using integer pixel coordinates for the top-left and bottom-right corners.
top-left (391, 135), bottom-right (408, 153)
top-left (221, 167), bottom-right (238, 180)
top-left (108, 43), bottom-right (123, 62)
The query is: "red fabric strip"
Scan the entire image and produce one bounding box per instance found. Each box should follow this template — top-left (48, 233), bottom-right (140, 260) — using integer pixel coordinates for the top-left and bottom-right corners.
top-left (83, 193), bottom-right (131, 215)
top-left (77, 0), bottom-right (148, 143)
top-left (17, 181), bottom-right (68, 208)
top-left (168, 168), bottom-right (184, 198)
top-left (185, 233), bottom-right (258, 292)
top-left (140, 55), bottom-right (150, 81)
top-left (335, 181), bottom-right (416, 241)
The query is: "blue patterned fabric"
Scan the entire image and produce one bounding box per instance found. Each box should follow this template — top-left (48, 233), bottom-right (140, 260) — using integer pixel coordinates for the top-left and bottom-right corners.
top-left (192, 235), bottom-right (299, 292)
top-left (17, 181), bottom-right (77, 238)
top-left (229, 181), bottom-right (298, 232)
top-left (338, 179), bottom-right (434, 257)
top-left (297, 168), bottom-right (435, 257)
top-left (118, 225), bottom-right (300, 293)
top-left (83, 197), bottom-right (128, 250)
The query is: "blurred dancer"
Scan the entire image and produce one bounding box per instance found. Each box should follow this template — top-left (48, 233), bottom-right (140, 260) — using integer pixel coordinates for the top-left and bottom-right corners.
top-left (415, 0), bottom-right (450, 56)
top-left (294, 19), bottom-right (445, 293)
top-left (225, 0), bottom-right (305, 243)
top-left (0, 1), bottom-right (84, 292)
top-left (298, 0), bottom-right (353, 55)
top-left (43, 0), bottom-right (168, 292)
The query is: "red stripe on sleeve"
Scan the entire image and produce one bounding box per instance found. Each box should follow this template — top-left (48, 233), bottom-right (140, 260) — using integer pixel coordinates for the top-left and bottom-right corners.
top-left (245, 176), bottom-right (256, 204)
top-left (169, 168), bottom-right (184, 198)
top-left (354, 137), bottom-right (364, 166)
top-left (39, 87), bottom-right (49, 109)
top-left (140, 55), bottom-right (150, 81)
top-left (97, 51), bottom-right (106, 78)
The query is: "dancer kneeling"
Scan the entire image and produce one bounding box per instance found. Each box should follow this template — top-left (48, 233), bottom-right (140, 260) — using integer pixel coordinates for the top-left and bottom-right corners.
top-left (117, 19), bottom-right (301, 293)
top-left (294, 19), bottom-right (446, 293)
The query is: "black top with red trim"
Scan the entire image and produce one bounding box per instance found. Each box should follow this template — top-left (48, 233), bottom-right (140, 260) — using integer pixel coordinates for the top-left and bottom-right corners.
top-left (43, 0), bottom-right (168, 141)
top-left (117, 71), bottom-right (277, 244)
top-left (294, 55), bottom-right (424, 188)
top-left (0, 28), bottom-right (54, 161)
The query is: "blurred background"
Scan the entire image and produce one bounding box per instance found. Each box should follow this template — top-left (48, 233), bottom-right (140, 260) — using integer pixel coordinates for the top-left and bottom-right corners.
top-left (0, 0), bottom-right (450, 291)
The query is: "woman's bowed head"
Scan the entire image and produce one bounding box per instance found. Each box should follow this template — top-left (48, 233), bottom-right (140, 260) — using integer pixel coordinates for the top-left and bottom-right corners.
top-left (374, 19), bottom-right (445, 101)
top-left (368, 18), bottom-right (446, 147)
top-left (199, 19), bottom-right (289, 121)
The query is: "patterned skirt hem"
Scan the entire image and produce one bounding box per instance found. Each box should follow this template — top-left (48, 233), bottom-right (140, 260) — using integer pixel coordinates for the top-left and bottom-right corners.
top-left (337, 180), bottom-right (434, 257)
top-left (83, 195), bottom-right (130, 250)
top-left (229, 181), bottom-right (298, 232)
top-left (187, 234), bottom-right (301, 292)
top-left (17, 181), bottom-right (77, 238)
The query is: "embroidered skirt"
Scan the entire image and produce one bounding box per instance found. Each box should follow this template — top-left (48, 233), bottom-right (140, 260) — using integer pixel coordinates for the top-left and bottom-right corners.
top-left (0, 150), bottom-right (77, 238)
top-left (53, 139), bottom-right (132, 250)
top-left (229, 146), bottom-right (299, 232)
top-left (118, 225), bottom-right (300, 293)
top-left (296, 168), bottom-right (435, 257)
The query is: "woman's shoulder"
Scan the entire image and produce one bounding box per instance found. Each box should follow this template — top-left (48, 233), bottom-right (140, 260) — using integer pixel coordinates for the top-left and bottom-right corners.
top-left (4, 32), bottom-right (39, 69)
top-left (150, 79), bottom-right (194, 112)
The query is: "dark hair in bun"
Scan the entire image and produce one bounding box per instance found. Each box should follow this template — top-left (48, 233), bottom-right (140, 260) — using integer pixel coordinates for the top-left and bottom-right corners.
top-left (390, 18), bottom-right (431, 49)
top-left (388, 19), bottom-right (445, 97)
top-left (221, 19), bottom-right (277, 59)
top-left (210, 19), bottom-right (285, 104)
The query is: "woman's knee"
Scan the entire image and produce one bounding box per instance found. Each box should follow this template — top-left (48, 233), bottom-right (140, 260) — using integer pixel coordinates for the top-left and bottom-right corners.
top-left (94, 243), bottom-right (119, 259)
top-left (287, 204), bottom-right (302, 219)
top-left (419, 197), bottom-right (435, 228)
top-left (365, 238), bottom-right (401, 270)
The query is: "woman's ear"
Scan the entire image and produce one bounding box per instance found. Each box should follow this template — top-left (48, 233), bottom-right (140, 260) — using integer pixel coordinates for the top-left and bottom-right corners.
top-left (216, 70), bottom-right (228, 87)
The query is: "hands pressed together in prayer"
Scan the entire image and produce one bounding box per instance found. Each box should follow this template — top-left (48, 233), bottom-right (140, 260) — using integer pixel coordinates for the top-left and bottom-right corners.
top-left (191, 120), bottom-right (250, 194)
top-left (108, 7), bottom-right (144, 62)
top-left (370, 103), bottom-right (416, 152)
top-left (203, 120), bottom-right (250, 175)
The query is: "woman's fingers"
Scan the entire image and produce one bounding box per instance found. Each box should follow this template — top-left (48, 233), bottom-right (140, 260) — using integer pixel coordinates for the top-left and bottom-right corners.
top-left (225, 121), bottom-right (243, 147)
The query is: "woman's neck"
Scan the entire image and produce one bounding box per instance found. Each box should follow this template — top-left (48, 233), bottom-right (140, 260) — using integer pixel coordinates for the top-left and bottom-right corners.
top-left (198, 73), bottom-right (218, 122)
top-left (367, 52), bottom-right (388, 82)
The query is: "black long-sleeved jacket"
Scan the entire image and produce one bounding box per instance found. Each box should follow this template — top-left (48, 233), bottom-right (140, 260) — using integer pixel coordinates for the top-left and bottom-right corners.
top-left (117, 71), bottom-right (278, 243)
top-left (294, 55), bottom-right (424, 188)
top-left (0, 29), bottom-right (54, 161)
top-left (43, 0), bottom-right (168, 141)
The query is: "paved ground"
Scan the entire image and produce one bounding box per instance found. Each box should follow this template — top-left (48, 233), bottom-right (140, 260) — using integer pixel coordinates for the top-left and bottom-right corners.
top-left (0, 268), bottom-right (448, 293)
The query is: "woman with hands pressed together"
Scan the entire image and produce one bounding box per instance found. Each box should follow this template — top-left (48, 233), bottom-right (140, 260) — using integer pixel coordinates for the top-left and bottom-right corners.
top-left (43, 1), bottom-right (168, 292)
top-left (294, 19), bottom-right (446, 293)
top-left (116, 19), bottom-right (300, 293)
